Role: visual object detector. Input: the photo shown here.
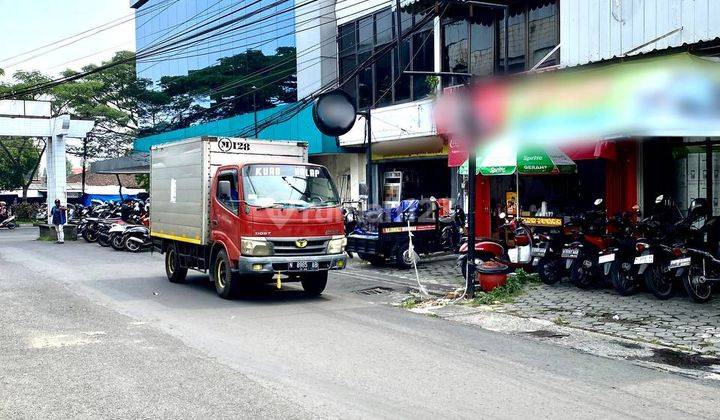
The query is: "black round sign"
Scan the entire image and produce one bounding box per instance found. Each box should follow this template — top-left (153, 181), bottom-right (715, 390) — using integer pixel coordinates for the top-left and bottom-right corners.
top-left (312, 89), bottom-right (357, 137)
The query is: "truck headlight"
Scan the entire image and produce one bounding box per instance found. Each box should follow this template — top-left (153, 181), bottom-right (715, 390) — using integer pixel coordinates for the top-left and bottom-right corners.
top-left (327, 235), bottom-right (347, 254)
top-left (241, 238), bottom-right (272, 256)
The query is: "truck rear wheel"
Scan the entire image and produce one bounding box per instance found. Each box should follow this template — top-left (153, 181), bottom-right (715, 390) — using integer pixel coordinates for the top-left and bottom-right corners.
top-left (301, 272), bottom-right (328, 296)
top-left (214, 249), bottom-right (238, 299)
top-left (165, 245), bottom-right (188, 283)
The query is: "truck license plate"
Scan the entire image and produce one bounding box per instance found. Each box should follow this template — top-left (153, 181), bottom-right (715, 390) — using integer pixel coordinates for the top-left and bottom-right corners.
top-left (561, 248), bottom-right (579, 259)
top-left (288, 261), bottom-right (319, 271)
top-left (668, 257), bottom-right (691, 269)
top-left (634, 254), bottom-right (654, 265)
top-left (531, 247), bottom-right (546, 257)
top-left (598, 253), bottom-right (615, 264)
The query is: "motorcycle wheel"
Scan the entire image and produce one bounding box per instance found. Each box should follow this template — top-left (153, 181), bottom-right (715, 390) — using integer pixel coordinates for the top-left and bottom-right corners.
top-left (97, 233), bottom-right (110, 247)
top-left (83, 228), bottom-right (98, 243)
top-left (644, 263), bottom-right (674, 300)
top-left (7, 222), bottom-right (17, 230)
top-left (570, 255), bottom-right (596, 289)
top-left (110, 233), bottom-right (125, 251)
top-left (537, 257), bottom-right (562, 285)
top-left (122, 235), bottom-right (142, 252)
top-left (611, 260), bottom-right (639, 296)
top-left (683, 264), bottom-right (713, 303)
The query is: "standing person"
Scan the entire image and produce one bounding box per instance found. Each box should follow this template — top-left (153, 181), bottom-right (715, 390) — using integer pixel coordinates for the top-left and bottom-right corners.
top-left (50, 199), bottom-right (67, 244)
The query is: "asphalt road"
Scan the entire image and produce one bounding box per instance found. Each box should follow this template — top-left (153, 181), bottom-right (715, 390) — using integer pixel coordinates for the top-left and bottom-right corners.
top-left (1, 228), bottom-right (719, 419)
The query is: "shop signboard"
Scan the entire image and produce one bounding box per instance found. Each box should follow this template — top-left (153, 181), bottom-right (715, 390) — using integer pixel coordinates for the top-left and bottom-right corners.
top-left (522, 217), bottom-right (563, 228)
top-left (441, 53), bottom-right (720, 166)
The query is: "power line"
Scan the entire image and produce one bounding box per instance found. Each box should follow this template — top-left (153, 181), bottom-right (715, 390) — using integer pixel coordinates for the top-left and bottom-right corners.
top-left (145, 1), bottom-right (430, 130)
top-left (228, 8), bottom-right (441, 139)
top-left (0, 0), bottom-right (291, 99)
top-left (0, 0), bottom-right (180, 69)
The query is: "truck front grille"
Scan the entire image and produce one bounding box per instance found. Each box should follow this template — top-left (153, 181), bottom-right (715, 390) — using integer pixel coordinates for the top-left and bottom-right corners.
top-left (269, 238), bottom-right (329, 256)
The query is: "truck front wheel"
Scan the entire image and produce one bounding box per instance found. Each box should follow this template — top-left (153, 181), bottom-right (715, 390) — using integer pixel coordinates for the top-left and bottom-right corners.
top-left (214, 249), bottom-right (238, 299)
top-left (300, 272), bottom-right (328, 297)
top-left (165, 245), bottom-right (188, 283)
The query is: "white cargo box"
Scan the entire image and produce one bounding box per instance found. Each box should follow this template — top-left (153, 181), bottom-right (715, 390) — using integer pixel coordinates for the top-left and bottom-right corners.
top-left (150, 136), bottom-right (308, 245)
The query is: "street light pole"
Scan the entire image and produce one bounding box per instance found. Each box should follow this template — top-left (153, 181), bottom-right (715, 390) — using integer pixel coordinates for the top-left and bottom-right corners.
top-left (363, 110), bottom-right (373, 207)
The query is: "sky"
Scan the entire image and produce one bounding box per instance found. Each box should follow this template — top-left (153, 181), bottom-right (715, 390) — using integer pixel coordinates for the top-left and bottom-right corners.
top-left (0, 0), bottom-right (135, 81)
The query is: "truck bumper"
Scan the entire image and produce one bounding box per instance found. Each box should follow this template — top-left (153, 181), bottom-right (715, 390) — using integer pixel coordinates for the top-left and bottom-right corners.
top-left (235, 253), bottom-right (348, 275)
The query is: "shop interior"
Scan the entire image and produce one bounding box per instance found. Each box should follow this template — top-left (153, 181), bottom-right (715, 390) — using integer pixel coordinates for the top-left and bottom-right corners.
top-left (486, 160), bottom-right (606, 228)
top-left (378, 158), bottom-right (452, 208)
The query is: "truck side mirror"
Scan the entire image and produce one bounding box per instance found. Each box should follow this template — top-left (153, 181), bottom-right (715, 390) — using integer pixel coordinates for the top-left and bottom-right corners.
top-left (218, 180), bottom-right (231, 199)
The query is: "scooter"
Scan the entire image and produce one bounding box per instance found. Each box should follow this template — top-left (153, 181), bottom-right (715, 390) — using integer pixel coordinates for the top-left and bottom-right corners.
top-left (0, 215), bottom-right (17, 230)
top-left (457, 212), bottom-right (533, 279)
top-left (678, 198), bottom-right (719, 303)
top-left (122, 226), bottom-right (153, 252)
top-left (560, 198), bottom-right (610, 289)
top-left (531, 227), bottom-right (566, 285)
top-left (600, 207), bottom-right (641, 295)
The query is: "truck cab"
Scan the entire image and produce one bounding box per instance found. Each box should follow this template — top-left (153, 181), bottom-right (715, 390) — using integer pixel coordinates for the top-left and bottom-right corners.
top-left (209, 162), bottom-right (346, 294)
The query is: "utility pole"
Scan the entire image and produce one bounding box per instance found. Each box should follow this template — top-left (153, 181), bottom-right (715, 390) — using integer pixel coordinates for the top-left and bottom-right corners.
top-left (363, 110), bottom-right (373, 206)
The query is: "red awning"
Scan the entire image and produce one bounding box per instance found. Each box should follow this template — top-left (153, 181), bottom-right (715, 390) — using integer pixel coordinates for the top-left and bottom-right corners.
top-left (560, 141), bottom-right (617, 161)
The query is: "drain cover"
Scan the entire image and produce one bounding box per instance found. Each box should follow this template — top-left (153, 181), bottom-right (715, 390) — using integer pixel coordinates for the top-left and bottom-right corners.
top-left (353, 286), bottom-right (394, 295)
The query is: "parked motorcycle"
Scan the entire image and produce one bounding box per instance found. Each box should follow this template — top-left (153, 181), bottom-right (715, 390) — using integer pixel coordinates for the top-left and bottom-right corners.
top-left (439, 201), bottom-right (466, 252)
top-left (457, 213), bottom-right (533, 279)
top-left (0, 215), bottom-right (18, 230)
top-left (678, 198), bottom-right (719, 303)
top-left (636, 196), bottom-right (697, 300)
top-left (561, 198), bottom-right (610, 289)
top-left (122, 225), bottom-right (152, 252)
top-left (601, 207), bottom-right (641, 295)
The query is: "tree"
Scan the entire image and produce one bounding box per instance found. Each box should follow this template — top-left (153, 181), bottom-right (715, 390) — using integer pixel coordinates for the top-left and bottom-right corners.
top-left (0, 138), bottom-right (46, 201)
top-left (156, 47), bottom-right (297, 130)
top-left (0, 52), bottom-right (159, 161)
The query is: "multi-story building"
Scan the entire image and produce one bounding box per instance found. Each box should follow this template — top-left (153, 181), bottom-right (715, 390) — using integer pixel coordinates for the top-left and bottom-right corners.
top-left (298, 0), bottom-right (560, 207)
top-left (555, 0), bottom-right (720, 217)
top-left (127, 0), bottom-right (341, 193)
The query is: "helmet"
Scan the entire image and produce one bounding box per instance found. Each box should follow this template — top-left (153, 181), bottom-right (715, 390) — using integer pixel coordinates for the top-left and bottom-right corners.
top-left (688, 198), bottom-right (709, 218)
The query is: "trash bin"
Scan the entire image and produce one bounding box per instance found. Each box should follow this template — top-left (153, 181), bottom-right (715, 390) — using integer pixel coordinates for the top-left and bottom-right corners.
top-left (476, 261), bottom-right (509, 292)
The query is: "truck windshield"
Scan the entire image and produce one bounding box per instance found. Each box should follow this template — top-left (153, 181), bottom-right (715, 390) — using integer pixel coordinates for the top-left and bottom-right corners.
top-left (242, 164), bottom-right (340, 208)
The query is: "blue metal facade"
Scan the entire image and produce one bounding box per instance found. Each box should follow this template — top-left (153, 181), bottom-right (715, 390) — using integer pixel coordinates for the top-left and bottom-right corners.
top-left (134, 104), bottom-right (339, 154)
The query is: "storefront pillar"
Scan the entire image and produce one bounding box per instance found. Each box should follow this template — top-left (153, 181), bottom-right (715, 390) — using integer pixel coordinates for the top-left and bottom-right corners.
top-left (706, 137), bottom-right (713, 214)
top-left (474, 175), bottom-right (491, 237)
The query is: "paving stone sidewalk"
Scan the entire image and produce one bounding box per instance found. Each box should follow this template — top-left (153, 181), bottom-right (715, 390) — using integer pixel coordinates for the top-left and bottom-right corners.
top-left (347, 255), bottom-right (720, 355)
top-left (345, 254), bottom-right (463, 292)
top-left (498, 283), bottom-right (720, 355)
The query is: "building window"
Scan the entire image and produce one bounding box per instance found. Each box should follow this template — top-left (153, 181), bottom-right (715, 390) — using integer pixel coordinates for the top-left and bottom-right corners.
top-left (498, 4), bottom-right (526, 73)
top-left (470, 6), bottom-right (495, 77)
top-left (337, 7), bottom-right (436, 110)
top-left (440, 0), bottom-right (558, 77)
top-left (528, 0), bottom-right (559, 68)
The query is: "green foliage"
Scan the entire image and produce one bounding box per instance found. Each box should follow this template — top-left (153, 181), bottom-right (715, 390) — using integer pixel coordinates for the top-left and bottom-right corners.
top-left (135, 174), bottom-right (150, 190)
top-left (400, 296), bottom-right (422, 309)
top-left (468, 269), bottom-right (539, 306)
top-left (0, 138), bottom-right (45, 198)
top-left (10, 202), bottom-right (38, 222)
top-left (0, 47), bottom-right (298, 160)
